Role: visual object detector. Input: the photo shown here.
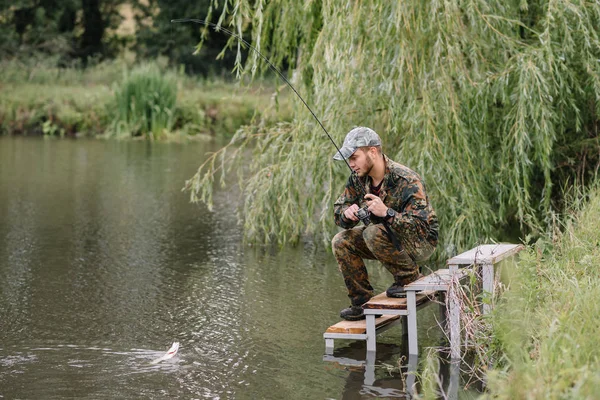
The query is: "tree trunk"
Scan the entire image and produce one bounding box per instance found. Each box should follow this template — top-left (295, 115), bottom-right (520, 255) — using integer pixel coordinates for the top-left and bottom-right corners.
top-left (79, 0), bottom-right (104, 59)
top-left (13, 7), bottom-right (35, 41)
top-left (58, 7), bottom-right (77, 33)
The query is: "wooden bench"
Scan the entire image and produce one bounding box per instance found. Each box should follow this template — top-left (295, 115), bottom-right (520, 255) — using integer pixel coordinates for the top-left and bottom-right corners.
top-left (362, 290), bottom-right (437, 353)
top-left (447, 243), bottom-right (524, 314)
top-left (402, 268), bottom-right (470, 355)
top-left (324, 291), bottom-right (434, 354)
top-left (323, 243), bottom-right (524, 358)
top-left (324, 314), bottom-right (401, 354)
top-left (444, 243), bottom-right (524, 358)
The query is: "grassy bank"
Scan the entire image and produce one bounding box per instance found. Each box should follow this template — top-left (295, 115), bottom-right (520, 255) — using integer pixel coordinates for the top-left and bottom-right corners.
top-left (484, 185), bottom-right (600, 398)
top-left (0, 59), bottom-right (292, 139)
top-left (416, 186), bottom-right (600, 398)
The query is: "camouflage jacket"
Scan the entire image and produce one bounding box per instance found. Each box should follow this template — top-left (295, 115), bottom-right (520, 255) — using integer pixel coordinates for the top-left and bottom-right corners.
top-left (333, 156), bottom-right (439, 246)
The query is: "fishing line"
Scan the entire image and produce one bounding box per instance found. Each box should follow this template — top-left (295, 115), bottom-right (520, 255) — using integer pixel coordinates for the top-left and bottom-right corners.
top-left (171, 18), bottom-right (409, 257)
top-left (170, 18), bottom-right (366, 193)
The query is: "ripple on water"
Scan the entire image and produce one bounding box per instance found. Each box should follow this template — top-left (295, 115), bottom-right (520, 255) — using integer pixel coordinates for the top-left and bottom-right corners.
top-left (1, 138), bottom-right (449, 399)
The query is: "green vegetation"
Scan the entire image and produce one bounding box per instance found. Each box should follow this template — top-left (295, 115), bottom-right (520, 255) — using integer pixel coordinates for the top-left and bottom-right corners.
top-left (484, 185), bottom-right (600, 398)
top-left (412, 184), bottom-right (600, 398)
top-left (111, 63), bottom-right (178, 140)
top-left (186, 0), bottom-right (600, 252)
top-left (1, 1), bottom-right (249, 75)
top-left (3, 1), bottom-right (600, 395)
top-left (0, 59), bottom-right (291, 139)
top-left (0, 0), bottom-right (127, 62)
top-left (134, 0), bottom-right (246, 76)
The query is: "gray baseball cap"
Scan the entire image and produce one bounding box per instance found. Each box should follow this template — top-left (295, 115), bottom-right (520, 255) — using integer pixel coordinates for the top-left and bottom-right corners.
top-left (333, 127), bottom-right (382, 160)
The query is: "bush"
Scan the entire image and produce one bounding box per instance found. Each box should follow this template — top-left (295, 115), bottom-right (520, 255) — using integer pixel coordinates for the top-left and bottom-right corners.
top-left (110, 63), bottom-right (178, 139)
top-left (0, 60), bottom-right (291, 139)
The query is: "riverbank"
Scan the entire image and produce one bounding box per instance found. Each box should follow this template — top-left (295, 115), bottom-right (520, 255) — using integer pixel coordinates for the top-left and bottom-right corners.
top-left (484, 186), bottom-right (600, 397)
top-left (0, 59), bottom-right (292, 140)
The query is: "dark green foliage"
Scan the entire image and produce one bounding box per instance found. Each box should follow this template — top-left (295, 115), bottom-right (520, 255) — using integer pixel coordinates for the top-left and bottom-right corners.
top-left (0, 0), bottom-right (126, 63)
top-left (133, 0), bottom-right (249, 77)
top-left (185, 0), bottom-right (600, 253)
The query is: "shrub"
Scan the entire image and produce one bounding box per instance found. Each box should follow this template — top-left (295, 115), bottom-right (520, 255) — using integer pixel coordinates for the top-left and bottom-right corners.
top-left (111, 63), bottom-right (178, 139)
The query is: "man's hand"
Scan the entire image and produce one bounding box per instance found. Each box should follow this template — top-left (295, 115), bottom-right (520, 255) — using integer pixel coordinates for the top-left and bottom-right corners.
top-left (364, 194), bottom-right (388, 217)
top-left (343, 204), bottom-right (360, 221)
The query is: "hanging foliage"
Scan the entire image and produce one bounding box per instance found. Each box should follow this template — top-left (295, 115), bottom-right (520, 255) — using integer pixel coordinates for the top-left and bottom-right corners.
top-left (185, 0), bottom-right (600, 252)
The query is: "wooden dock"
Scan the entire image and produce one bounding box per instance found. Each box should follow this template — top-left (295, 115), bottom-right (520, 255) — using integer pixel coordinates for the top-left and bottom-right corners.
top-left (324, 243), bottom-right (524, 358)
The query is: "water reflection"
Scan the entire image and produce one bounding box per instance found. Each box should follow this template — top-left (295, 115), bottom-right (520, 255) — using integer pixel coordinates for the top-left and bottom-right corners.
top-left (324, 342), bottom-right (462, 399)
top-left (0, 137), bottom-right (465, 399)
top-left (325, 343), bottom-right (411, 398)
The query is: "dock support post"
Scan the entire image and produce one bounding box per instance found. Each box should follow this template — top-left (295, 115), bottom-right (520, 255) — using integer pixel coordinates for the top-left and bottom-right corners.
top-left (405, 353), bottom-right (419, 396)
top-left (364, 350), bottom-right (376, 386)
top-left (447, 264), bottom-right (461, 359)
top-left (406, 291), bottom-right (418, 355)
top-left (482, 262), bottom-right (494, 314)
top-left (366, 315), bottom-right (376, 352)
top-left (448, 360), bottom-right (460, 400)
top-left (449, 284), bottom-right (461, 359)
top-left (438, 291), bottom-right (447, 331)
top-left (325, 338), bottom-right (334, 354)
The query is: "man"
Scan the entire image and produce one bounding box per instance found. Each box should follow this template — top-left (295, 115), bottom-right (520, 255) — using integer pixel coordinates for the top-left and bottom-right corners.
top-left (332, 127), bottom-right (439, 321)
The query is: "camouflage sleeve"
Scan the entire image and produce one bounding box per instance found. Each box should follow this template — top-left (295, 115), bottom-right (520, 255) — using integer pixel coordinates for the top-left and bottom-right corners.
top-left (334, 175), bottom-right (361, 229)
top-left (389, 178), bottom-right (432, 237)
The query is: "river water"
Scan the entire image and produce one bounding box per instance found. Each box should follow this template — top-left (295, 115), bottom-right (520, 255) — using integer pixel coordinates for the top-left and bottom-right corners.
top-left (0, 137), bottom-right (463, 399)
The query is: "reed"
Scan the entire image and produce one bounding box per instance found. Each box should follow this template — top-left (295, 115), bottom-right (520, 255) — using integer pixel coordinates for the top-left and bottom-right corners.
top-left (109, 63), bottom-right (178, 140)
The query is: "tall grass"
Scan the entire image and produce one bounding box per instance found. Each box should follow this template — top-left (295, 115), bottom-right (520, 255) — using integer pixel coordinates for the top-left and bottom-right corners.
top-left (110, 63), bottom-right (178, 140)
top-left (0, 59), bottom-right (291, 138)
top-left (414, 183), bottom-right (600, 398)
top-left (0, 57), bottom-right (130, 86)
top-left (0, 82), bottom-right (113, 136)
top-left (483, 183), bottom-right (600, 398)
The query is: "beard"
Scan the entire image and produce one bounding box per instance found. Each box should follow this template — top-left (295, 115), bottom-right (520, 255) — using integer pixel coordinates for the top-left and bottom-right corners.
top-left (357, 153), bottom-right (374, 177)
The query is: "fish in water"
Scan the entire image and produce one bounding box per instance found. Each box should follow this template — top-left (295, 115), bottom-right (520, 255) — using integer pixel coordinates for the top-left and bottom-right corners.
top-left (150, 342), bottom-right (179, 364)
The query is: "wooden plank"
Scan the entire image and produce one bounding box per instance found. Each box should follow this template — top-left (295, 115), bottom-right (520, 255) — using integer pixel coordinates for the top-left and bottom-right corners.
top-left (325, 314), bottom-right (399, 334)
top-left (408, 270), bottom-right (453, 285)
top-left (447, 244), bottom-right (524, 265)
top-left (405, 269), bottom-right (470, 291)
top-left (362, 290), bottom-right (435, 310)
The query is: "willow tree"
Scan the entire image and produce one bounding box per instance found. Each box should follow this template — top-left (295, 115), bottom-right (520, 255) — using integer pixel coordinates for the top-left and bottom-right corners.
top-left (185, 0), bottom-right (600, 252)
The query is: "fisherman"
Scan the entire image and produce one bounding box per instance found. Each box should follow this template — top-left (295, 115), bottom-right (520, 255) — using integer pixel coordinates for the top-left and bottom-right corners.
top-left (332, 127), bottom-right (439, 321)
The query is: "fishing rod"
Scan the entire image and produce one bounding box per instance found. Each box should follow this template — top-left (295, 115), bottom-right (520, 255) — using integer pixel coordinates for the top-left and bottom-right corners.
top-left (171, 18), bottom-right (412, 255)
top-left (170, 18), bottom-right (367, 194)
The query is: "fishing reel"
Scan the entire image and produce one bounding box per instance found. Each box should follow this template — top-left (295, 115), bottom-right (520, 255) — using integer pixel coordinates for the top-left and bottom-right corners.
top-left (355, 205), bottom-right (371, 226)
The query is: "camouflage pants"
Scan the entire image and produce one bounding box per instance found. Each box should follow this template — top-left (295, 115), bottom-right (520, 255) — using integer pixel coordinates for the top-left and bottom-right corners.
top-left (332, 224), bottom-right (435, 306)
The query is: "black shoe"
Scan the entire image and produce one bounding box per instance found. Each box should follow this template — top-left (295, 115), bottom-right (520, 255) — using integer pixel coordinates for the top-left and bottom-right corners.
top-left (386, 282), bottom-right (407, 298)
top-left (340, 305), bottom-right (365, 321)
